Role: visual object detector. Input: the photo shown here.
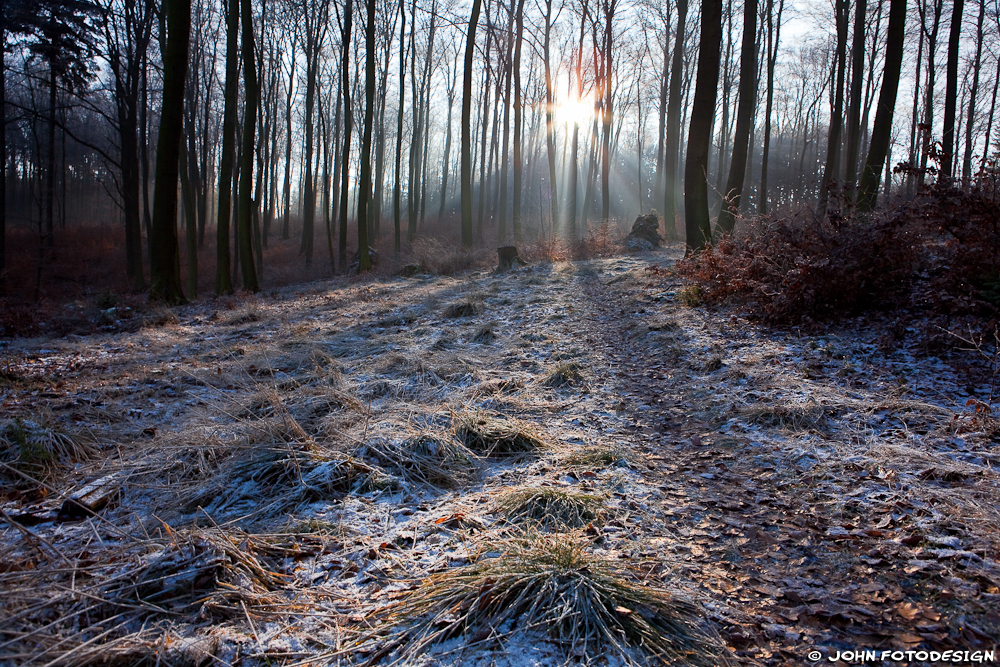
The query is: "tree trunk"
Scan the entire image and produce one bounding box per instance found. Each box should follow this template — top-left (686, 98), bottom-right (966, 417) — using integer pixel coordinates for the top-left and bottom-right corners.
top-left (150, 0), bottom-right (191, 303)
top-left (337, 0), bottom-right (354, 267)
top-left (941, 0), bottom-right (963, 179)
top-left (237, 0), bottom-right (259, 291)
top-left (281, 47), bottom-right (295, 240)
top-left (542, 0), bottom-right (558, 235)
top-left (355, 0), bottom-right (375, 271)
top-left (716, 0), bottom-right (757, 236)
top-left (599, 0), bottom-right (615, 226)
top-left (438, 57), bottom-right (457, 219)
top-left (758, 0), bottom-right (783, 214)
top-left (818, 0), bottom-right (849, 215)
top-left (0, 18), bottom-right (6, 296)
top-left (858, 0), bottom-right (906, 210)
top-left (683, 0), bottom-right (722, 252)
top-left (461, 0), bottom-right (484, 246)
top-left (512, 0), bottom-right (527, 241)
top-left (181, 135), bottom-right (198, 297)
top-left (215, 0), bottom-right (238, 295)
top-left (917, 0), bottom-right (943, 190)
top-left (843, 0), bottom-right (867, 191)
top-left (963, 0), bottom-right (984, 180)
top-left (393, 0), bottom-right (407, 254)
top-left (44, 67), bottom-right (56, 249)
top-left (663, 0), bottom-right (687, 240)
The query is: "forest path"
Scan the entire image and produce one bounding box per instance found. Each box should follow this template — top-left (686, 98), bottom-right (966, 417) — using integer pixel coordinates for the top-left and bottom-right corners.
top-left (1, 248), bottom-right (998, 666)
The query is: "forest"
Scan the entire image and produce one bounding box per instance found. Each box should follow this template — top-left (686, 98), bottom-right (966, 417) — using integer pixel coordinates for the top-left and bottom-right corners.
top-left (2, 0), bottom-right (1000, 663)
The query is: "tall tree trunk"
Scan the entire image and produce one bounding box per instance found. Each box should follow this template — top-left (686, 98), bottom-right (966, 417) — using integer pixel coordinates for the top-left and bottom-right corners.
top-left (461, 0), bottom-right (484, 246)
top-left (917, 0), bottom-right (943, 190)
top-left (599, 0), bottom-right (616, 225)
top-left (281, 47), bottom-right (295, 239)
top-left (301, 1), bottom-right (327, 266)
top-left (356, 0), bottom-right (375, 271)
top-left (663, 0), bottom-right (687, 240)
top-left (818, 0), bottom-right (849, 215)
top-left (542, 0), bottom-right (558, 234)
top-left (567, 14), bottom-right (585, 241)
top-left (438, 59), bottom-right (457, 219)
top-left (182, 133), bottom-right (199, 297)
top-left (683, 0), bottom-right (722, 251)
top-left (843, 0), bottom-right (867, 191)
top-left (44, 67), bottom-right (56, 249)
top-left (238, 0), bottom-right (259, 291)
top-left (963, 0), bottom-right (984, 179)
top-left (716, 0), bottom-right (757, 236)
top-left (941, 0), bottom-right (964, 179)
top-left (858, 0), bottom-right (906, 210)
top-left (1, 18), bottom-right (6, 296)
top-left (758, 0), bottom-right (783, 214)
top-left (654, 7), bottom-right (671, 225)
top-left (512, 0), bottom-right (527, 241)
top-left (337, 0), bottom-right (354, 267)
top-left (150, 0), bottom-right (191, 303)
top-left (393, 0), bottom-right (407, 253)
top-left (215, 0), bottom-right (239, 295)
top-left (498, 11), bottom-right (514, 243)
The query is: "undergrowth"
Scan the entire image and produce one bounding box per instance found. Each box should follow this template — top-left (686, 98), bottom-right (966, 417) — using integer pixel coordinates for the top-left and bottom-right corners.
top-left (678, 176), bottom-right (1000, 326)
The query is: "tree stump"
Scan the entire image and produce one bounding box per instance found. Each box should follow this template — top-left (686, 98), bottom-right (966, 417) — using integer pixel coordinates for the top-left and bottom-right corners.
top-left (496, 246), bottom-right (526, 273)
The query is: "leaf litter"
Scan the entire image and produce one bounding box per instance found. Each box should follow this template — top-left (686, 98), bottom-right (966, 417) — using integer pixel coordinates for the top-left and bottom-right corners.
top-left (0, 248), bottom-right (998, 665)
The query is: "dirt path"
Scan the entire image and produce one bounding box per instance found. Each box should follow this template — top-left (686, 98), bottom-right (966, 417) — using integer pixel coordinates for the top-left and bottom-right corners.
top-left (1, 249), bottom-right (998, 666)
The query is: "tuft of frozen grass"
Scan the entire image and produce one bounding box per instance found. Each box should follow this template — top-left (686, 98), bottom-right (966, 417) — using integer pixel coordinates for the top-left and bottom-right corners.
top-left (453, 411), bottom-right (548, 457)
top-left (496, 487), bottom-right (607, 529)
top-left (372, 535), bottom-right (730, 665)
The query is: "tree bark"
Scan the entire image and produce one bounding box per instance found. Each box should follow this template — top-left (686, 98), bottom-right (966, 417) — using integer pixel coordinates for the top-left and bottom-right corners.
top-left (818, 0), bottom-right (849, 215)
top-left (393, 0), bottom-right (406, 253)
top-left (683, 0), bottom-right (722, 252)
top-left (758, 0), bottom-right (783, 214)
top-left (337, 0), bottom-right (353, 269)
top-left (461, 0), bottom-right (484, 246)
top-left (963, 0), bottom-right (984, 179)
top-left (716, 0), bottom-right (757, 236)
top-left (843, 0), bottom-right (867, 190)
top-left (215, 0), bottom-right (238, 295)
top-left (941, 0), bottom-right (963, 179)
top-left (150, 0), bottom-right (191, 303)
top-left (663, 0), bottom-right (687, 240)
top-left (858, 0), bottom-right (906, 210)
top-left (355, 0), bottom-right (375, 272)
top-left (237, 0), bottom-right (259, 291)
top-left (512, 0), bottom-right (527, 241)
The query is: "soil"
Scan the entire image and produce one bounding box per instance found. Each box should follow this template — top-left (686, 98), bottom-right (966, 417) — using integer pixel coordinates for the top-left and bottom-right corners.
top-left (1, 247), bottom-right (998, 666)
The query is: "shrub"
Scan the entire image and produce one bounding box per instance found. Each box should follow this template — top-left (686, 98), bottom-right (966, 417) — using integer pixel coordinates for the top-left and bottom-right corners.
top-left (678, 177), bottom-right (1000, 325)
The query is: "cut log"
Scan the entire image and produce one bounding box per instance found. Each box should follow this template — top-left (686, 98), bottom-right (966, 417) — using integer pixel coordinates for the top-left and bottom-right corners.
top-left (496, 246), bottom-right (527, 273)
top-left (57, 474), bottom-right (123, 520)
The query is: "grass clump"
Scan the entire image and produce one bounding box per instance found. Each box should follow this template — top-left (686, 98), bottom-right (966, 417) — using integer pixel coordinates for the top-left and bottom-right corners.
top-left (739, 401), bottom-right (833, 432)
top-left (497, 487), bottom-right (607, 529)
top-left (453, 411), bottom-right (547, 456)
top-left (374, 536), bottom-right (728, 665)
top-left (0, 417), bottom-right (94, 479)
top-left (471, 323), bottom-right (496, 344)
top-left (562, 444), bottom-right (633, 469)
top-left (181, 443), bottom-right (393, 516)
top-left (444, 299), bottom-right (483, 318)
top-left (543, 360), bottom-right (585, 387)
top-left (369, 433), bottom-right (478, 487)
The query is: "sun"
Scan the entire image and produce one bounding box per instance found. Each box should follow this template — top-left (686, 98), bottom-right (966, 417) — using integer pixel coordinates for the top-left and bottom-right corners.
top-left (554, 97), bottom-right (594, 126)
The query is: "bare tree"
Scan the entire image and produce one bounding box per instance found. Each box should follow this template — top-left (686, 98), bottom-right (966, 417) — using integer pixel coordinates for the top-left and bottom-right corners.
top-left (684, 0), bottom-right (723, 251)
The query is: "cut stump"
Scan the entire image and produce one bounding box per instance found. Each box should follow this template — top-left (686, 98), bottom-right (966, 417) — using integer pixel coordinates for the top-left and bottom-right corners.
top-left (496, 246), bottom-right (527, 273)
